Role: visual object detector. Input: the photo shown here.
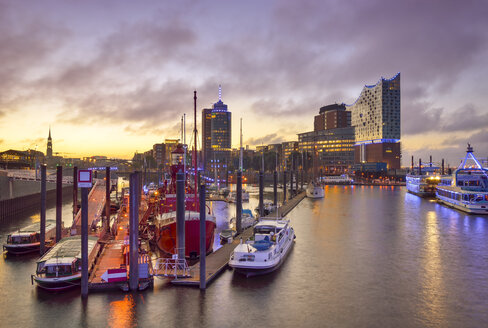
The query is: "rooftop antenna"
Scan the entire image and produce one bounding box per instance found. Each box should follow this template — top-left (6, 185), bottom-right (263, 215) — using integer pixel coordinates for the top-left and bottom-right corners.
top-left (218, 84), bottom-right (222, 101)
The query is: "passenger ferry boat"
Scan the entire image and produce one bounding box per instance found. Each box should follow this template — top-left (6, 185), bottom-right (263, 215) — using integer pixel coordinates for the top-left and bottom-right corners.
top-left (436, 145), bottom-right (488, 214)
top-left (306, 182), bottom-right (325, 198)
top-left (32, 235), bottom-right (100, 291)
top-left (406, 168), bottom-right (442, 197)
top-left (229, 216), bottom-right (295, 277)
top-left (3, 220), bottom-right (56, 255)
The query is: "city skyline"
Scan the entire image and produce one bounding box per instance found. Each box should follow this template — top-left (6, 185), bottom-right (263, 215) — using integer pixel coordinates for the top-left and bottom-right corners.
top-left (1, 0), bottom-right (487, 166)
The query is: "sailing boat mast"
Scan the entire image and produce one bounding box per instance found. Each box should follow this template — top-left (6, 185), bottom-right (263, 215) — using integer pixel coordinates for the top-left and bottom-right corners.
top-left (193, 91), bottom-right (198, 211)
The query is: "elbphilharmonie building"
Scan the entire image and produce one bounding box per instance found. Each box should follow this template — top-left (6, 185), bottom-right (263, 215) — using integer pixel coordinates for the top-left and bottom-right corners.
top-left (346, 73), bottom-right (401, 169)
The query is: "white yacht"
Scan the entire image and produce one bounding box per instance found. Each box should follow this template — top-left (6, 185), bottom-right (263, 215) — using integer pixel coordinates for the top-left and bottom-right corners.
top-left (436, 145), bottom-right (488, 214)
top-left (306, 182), bottom-right (324, 198)
top-left (229, 217), bottom-right (295, 277)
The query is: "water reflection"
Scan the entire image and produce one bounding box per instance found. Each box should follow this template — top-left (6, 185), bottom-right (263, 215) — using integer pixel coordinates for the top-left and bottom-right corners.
top-left (108, 294), bottom-right (136, 328)
top-left (419, 210), bottom-right (446, 326)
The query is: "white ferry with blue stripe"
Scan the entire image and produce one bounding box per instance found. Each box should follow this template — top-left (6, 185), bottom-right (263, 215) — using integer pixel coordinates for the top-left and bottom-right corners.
top-left (436, 145), bottom-right (488, 214)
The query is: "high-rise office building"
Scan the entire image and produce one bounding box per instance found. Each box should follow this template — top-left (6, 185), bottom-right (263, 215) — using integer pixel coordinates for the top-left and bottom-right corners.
top-left (346, 73), bottom-right (401, 169)
top-left (202, 86), bottom-right (232, 171)
top-left (314, 104), bottom-right (351, 131)
top-left (202, 108), bottom-right (213, 170)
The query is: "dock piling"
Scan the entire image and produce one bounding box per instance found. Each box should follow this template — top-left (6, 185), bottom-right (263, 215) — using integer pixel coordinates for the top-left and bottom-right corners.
top-left (176, 171), bottom-right (185, 261)
top-left (236, 171), bottom-right (242, 234)
top-left (283, 170), bottom-right (287, 203)
top-left (73, 167), bottom-right (78, 221)
top-left (40, 164), bottom-right (46, 256)
top-left (81, 187), bottom-right (89, 297)
top-left (273, 171), bottom-right (277, 206)
top-left (295, 170), bottom-right (298, 195)
top-left (129, 172), bottom-right (140, 291)
top-left (105, 166), bottom-right (110, 234)
top-left (259, 171), bottom-right (264, 217)
top-left (290, 170), bottom-right (294, 196)
top-left (199, 184), bottom-right (206, 290)
top-left (56, 166), bottom-right (62, 242)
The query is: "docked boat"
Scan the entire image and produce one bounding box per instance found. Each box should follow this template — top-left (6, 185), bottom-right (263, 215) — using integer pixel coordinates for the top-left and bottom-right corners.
top-left (226, 190), bottom-right (250, 203)
top-left (229, 217), bottom-right (295, 277)
top-left (219, 229), bottom-right (236, 244)
top-left (255, 202), bottom-right (277, 217)
top-left (406, 170), bottom-right (441, 197)
top-left (153, 142), bottom-right (216, 259)
top-left (306, 182), bottom-right (324, 198)
top-left (229, 209), bottom-right (255, 230)
top-left (3, 220), bottom-right (57, 255)
top-left (155, 210), bottom-right (216, 258)
top-left (436, 145), bottom-right (488, 214)
top-left (321, 174), bottom-right (354, 185)
top-left (32, 235), bottom-right (100, 291)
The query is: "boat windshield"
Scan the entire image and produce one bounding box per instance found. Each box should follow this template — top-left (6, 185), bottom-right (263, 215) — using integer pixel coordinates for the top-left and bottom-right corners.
top-left (43, 264), bottom-right (73, 277)
top-left (254, 225), bottom-right (281, 234)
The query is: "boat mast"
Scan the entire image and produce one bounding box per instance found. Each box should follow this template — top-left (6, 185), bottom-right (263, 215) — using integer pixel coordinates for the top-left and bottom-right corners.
top-left (194, 90), bottom-right (198, 211)
top-left (240, 118), bottom-right (243, 171)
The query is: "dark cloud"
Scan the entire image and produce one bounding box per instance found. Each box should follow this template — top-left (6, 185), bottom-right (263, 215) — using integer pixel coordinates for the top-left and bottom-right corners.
top-left (245, 133), bottom-right (285, 147)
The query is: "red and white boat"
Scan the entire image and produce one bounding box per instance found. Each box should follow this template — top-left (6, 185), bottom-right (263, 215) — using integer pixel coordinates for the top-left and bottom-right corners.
top-left (153, 100), bottom-right (216, 258)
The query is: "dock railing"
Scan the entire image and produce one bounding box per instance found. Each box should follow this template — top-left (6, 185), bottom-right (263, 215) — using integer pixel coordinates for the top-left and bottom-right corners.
top-left (152, 257), bottom-right (191, 278)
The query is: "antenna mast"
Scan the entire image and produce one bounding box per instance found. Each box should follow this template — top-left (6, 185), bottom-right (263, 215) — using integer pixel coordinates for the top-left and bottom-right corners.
top-left (240, 118), bottom-right (243, 171)
top-left (193, 91), bottom-right (198, 210)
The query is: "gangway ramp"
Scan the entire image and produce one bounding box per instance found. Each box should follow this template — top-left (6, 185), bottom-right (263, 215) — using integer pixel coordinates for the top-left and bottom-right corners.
top-left (71, 181), bottom-right (107, 235)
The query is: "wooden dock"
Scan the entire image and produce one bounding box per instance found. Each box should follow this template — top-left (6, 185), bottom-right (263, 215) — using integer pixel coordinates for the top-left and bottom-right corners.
top-left (172, 191), bottom-right (306, 286)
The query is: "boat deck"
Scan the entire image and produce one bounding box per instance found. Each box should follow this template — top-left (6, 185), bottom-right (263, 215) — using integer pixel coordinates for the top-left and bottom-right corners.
top-left (172, 191), bottom-right (306, 286)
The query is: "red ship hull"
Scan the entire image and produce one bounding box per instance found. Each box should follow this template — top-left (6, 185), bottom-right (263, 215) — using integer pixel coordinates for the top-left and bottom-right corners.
top-left (155, 213), bottom-right (216, 258)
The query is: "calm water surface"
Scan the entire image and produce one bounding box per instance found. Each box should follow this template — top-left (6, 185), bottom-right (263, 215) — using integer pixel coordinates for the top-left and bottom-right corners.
top-left (1, 186), bottom-right (487, 328)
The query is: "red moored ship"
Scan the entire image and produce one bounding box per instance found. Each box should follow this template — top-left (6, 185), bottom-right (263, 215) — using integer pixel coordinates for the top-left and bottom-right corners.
top-left (153, 144), bottom-right (216, 258)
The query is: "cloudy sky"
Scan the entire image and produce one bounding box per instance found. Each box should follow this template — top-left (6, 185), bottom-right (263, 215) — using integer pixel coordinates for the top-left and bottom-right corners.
top-left (1, 0), bottom-right (487, 166)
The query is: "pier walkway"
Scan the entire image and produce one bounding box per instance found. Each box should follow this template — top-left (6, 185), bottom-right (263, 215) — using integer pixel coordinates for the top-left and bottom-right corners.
top-left (172, 191), bottom-right (306, 286)
top-left (71, 182), bottom-right (106, 235)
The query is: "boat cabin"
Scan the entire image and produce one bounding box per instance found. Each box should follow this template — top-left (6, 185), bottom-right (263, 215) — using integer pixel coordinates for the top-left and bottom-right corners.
top-left (36, 257), bottom-right (80, 278)
top-left (7, 232), bottom-right (39, 245)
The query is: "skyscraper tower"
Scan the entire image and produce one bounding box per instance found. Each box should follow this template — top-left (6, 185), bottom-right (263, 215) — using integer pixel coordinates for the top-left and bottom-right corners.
top-left (46, 127), bottom-right (53, 158)
top-left (201, 85), bottom-right (232, 172)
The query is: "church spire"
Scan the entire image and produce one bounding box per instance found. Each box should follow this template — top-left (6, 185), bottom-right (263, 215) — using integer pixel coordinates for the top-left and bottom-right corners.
top-left (47, 126), bottom-right (53, 157)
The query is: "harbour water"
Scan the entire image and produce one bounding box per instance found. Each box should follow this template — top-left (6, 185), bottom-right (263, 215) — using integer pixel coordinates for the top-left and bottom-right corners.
top-left (1, 185), bottom-right (487, 327)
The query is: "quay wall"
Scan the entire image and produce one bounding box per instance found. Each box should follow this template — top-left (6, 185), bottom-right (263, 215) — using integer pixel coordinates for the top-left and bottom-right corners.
top-left (0, 175), bottom-right (62, 201)
top-left (0, 185), bottom-right (73, 223)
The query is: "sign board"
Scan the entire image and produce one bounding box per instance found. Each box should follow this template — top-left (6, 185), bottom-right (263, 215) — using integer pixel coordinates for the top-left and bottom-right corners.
top-left (172, 254), bottom-right (178, 260)
top-left (101, 268), bottom-right (127, 283)
top-left (78, 169), bottom-right (92, 188)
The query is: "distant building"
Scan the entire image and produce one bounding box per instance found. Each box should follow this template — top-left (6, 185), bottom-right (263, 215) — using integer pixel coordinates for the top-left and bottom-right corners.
top-left (298, 127), bottom-right (355, 174)
top-left (202, 86), bottom-right (231, 171)
top-left (346, 73), bottom-right (401, 169)
top-left (281, 141), bottom-right (298, 170)
top-left (152, 143), bottom-right (165, 167)
top-left (164, 139), bottom-right (180, 167)
top-left (46, 127), bottom-right (53, 158)
top-left (202, 108), bottom-right (213, 170)
top-left (314, 104), bottom-right (351, 131)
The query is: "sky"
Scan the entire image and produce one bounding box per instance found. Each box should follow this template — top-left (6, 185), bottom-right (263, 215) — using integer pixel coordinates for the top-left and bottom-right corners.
top-left (1, 0), bottom-right (487, 167)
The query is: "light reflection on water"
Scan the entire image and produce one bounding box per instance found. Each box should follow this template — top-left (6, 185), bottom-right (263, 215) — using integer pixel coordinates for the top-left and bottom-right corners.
top-left (0, 186), bottom-right (487, 327)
